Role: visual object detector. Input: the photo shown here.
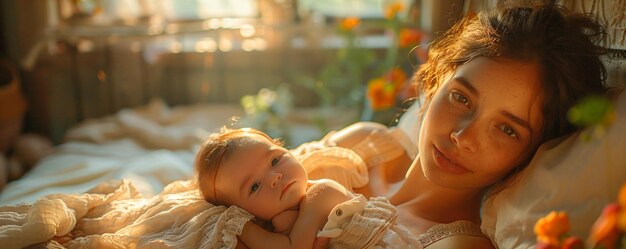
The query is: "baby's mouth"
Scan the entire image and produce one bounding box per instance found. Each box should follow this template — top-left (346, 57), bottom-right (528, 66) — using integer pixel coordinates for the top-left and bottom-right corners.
top-left (280, 181), bottom-right (294, 199)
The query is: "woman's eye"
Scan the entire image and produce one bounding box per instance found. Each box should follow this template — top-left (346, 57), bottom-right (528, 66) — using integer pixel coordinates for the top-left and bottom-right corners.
top-left (500, 125), bottom-right (518, 138)
top-left (250, 182), bottom-right (260, 193)
top-left (452, 91), bottom-right (471, 107)
top-left (271, 156), bottom-right (281, 166)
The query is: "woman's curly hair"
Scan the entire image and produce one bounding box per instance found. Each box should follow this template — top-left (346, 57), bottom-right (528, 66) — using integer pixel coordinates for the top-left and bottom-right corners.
top-left (414, 2), bottom-right (607, 143)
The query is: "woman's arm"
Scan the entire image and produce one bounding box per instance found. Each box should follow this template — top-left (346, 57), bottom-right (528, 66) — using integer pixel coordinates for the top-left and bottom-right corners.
top-left (329, 122), bottom-right (413, 198)
top-left (327, 122), bottom-right (387, 148)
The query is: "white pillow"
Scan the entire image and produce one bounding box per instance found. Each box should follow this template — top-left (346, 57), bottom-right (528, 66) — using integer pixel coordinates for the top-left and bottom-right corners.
top-left (481, 90), bottom-right (626, 248)
top-left (395, 96), bottom-right (424, 159)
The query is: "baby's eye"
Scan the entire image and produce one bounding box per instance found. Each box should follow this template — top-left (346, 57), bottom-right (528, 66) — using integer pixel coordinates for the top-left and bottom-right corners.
top-left (250, 182), bottom-right (260, 193)
top-left (500, 125), bottom-right (518, 138)
top-left (271, 156), bottom-right (281, 166)
top-left (451, 91), bottom-right (471, 107)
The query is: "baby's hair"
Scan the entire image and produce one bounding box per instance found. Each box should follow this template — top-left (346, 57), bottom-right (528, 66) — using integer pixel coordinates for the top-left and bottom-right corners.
top-left (195, 127), bottom-right (283, 205)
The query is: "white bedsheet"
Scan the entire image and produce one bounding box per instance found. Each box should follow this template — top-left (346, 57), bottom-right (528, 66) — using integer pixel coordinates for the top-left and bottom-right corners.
top-left (0, 99), bottom-right (244, 206)
top-left (0, 140), bottom-right (194, 206)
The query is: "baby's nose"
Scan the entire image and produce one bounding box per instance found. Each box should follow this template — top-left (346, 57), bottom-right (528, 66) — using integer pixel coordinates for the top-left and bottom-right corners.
top-left (271, 173), bottom-right (282, 188)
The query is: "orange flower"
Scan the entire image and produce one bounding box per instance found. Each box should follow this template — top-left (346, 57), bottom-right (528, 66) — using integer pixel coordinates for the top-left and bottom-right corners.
top-left (618, 183), bottom-right (626, 208)
top-left (367, 78), bottom-right (396, 110)
top-left (339, 17), bottom-right (360, 31)
top-left (534, 211), bottom-right (570, 246)
top-left (535, 241), bottom-right (559, 249)
top-left (385, 3), bottom-right (404, 19)
top-left (561, 236), bottom-right (584, 249)
top-left (618, 183), bottom-right (626, 231)
top-left (590, 203), bottom-right (621, 249)
top-left (619, 212), bottom-right (626, 239)
top-left (398, 28), bottom-right (422, 48)
top-left (383, 68), bottom-right (407, 91)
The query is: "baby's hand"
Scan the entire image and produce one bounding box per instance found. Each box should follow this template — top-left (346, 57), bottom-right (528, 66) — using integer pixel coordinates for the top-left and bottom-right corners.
top-left (271, 210), bottom-right (299, 234)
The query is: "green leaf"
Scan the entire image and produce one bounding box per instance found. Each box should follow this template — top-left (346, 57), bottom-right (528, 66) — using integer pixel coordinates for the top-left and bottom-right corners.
top-left (567, 95), bottom-right (614, 128)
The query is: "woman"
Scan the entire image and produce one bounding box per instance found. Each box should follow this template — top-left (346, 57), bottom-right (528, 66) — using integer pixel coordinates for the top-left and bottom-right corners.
top-left (318, 2), bottom-right (608, 248)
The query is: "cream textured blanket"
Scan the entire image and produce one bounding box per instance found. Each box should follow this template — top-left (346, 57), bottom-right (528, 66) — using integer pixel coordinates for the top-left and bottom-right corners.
top-left (0, 147), bottom-right (370, 249)
top-left (0, 148), bottom-right (369, 249)
top-left (0, 179), bottom-right (254, 249)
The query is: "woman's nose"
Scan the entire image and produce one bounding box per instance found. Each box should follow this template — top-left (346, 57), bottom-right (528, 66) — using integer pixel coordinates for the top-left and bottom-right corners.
top-left (270, 172), bottom-right (282, 188)
top-left (450, 120), bottom-right (478, 152)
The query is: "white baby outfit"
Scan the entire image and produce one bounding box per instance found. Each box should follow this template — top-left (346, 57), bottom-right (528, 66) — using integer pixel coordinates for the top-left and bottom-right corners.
top-left (317, 195), bottom-right (422, 249)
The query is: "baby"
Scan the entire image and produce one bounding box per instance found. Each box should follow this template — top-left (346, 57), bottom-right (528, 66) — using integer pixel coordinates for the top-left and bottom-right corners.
top-left (195, 127), bottom-right (419, 249)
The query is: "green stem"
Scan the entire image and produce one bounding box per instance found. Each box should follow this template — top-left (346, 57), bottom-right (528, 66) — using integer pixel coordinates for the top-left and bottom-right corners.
top-left (382, 17), bottom-right (401, 73)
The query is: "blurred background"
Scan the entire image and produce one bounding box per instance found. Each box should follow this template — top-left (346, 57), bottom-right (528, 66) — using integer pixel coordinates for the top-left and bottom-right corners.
top-left (0, 0), bottom-right (623, 148)
top-left (0, 0), bottom-right (474, 147)
top-left (0, 0), bottom-right (623, 192)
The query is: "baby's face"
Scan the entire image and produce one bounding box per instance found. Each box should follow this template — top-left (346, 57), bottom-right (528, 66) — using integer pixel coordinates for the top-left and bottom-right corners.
top-left (214, 134), bottom-right (308, 221)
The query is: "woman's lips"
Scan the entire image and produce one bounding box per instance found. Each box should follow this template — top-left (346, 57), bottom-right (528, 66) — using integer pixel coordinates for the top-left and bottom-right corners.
top-left (433, 147), bottom-right (471, 174)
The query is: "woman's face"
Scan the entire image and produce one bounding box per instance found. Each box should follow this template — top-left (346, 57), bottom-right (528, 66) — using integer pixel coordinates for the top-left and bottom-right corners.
top-left (418, 57), bottom-right (545, 189)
